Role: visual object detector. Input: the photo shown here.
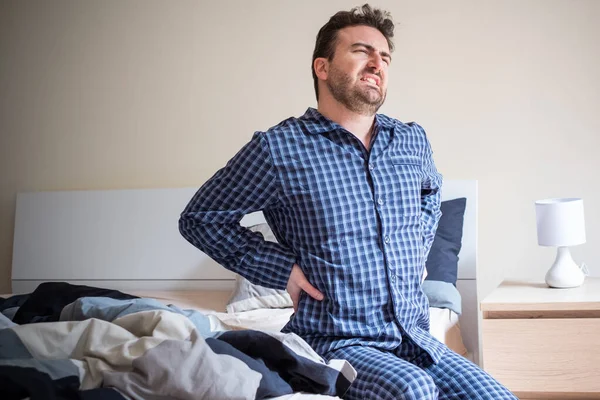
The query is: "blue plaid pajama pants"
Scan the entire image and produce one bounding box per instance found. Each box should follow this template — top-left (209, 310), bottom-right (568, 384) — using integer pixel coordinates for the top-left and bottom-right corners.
top-left (324, 343), bottom-right (517, 399)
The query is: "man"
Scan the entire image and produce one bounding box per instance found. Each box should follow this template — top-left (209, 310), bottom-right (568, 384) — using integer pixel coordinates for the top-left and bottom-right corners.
top-left (179, 4), bottom-right (516, 399)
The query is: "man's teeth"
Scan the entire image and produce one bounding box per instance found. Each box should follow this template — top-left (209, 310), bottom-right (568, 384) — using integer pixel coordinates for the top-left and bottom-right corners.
top-left (364, 77), bottom-right (377, 85)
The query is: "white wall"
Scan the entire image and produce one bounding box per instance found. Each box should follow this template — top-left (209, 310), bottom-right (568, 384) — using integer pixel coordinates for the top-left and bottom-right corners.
top-left (1, 0), bottom-right (598, 298)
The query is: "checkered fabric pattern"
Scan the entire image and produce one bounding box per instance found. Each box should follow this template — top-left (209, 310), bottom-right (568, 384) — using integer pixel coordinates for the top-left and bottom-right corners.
top-left (179, 107), bottom-right (446, 360)
top-left (325, 343), bottom-right (517, 400)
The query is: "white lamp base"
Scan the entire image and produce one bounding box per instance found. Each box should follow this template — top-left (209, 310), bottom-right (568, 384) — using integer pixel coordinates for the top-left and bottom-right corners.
top-left (545, 246), bottom-right (586, 288)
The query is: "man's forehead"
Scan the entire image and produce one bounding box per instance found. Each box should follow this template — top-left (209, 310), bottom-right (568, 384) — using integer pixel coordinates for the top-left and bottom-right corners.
top-left (337, 25), bottom-right (390, 52)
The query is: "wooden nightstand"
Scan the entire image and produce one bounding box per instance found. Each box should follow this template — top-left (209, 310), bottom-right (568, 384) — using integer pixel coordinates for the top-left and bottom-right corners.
top-left (480, 278), bottom-right (600, 400)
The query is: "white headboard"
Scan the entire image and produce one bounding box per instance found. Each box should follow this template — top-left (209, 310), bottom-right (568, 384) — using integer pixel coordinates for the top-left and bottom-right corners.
top-left (11, 180), bottom-right (479, 364)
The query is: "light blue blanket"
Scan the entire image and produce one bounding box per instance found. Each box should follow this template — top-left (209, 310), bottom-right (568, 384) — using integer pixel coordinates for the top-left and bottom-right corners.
top-left (60, 296), bottom-right (213, 337)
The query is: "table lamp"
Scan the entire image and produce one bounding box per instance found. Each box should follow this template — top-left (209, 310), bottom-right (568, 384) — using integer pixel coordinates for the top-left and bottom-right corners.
top-left (535, 198), bottom-right (587, 288)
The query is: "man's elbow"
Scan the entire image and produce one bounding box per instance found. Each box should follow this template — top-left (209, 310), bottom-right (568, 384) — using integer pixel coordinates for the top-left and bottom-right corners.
top-left (178, 214), bottom-right (222, 258)
top-left (178, 213), bottom-right (196, 244)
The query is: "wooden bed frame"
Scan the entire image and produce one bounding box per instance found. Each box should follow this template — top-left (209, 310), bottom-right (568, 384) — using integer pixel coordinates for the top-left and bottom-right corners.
top-left (10, 180), bottom-right (481, 364)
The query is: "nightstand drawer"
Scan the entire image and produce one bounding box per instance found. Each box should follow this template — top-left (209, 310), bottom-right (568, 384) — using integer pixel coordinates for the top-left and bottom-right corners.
top-left (482, 318), bottom-right (600, 397)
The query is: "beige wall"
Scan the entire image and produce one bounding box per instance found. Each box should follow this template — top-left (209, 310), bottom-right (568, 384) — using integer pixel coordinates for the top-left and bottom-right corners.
top-left (1, 0), bottom-right (598, 299)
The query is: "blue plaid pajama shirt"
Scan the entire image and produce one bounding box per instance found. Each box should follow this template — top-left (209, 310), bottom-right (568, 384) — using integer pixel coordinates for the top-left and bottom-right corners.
top-left (179, 108), bottom-right (516, 399)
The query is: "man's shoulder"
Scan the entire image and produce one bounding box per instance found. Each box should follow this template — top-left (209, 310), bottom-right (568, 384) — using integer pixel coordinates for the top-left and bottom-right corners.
top-left (377, 113), bottom-right (426, 135)
top-left (258, 109), bottom-right (322, 139)
top-left (267, 116), bottom-right (303, 135)
top-left (250, 116), bottom-right (301, 142)
top-left (377, 112), bottom-right (418, 127)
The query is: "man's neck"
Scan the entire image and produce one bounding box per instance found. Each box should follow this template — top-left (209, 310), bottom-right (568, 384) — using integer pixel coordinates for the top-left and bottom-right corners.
top-left (317, 99), bottom-right (376, 149)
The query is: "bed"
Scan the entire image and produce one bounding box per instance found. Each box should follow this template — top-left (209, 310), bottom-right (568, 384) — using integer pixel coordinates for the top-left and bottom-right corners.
top-left (2, 180), bottom-right (480, 399)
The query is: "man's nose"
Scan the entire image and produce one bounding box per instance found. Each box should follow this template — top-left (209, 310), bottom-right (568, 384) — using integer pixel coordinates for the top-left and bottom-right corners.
top-left (367, 54), bottom-right (385, 72)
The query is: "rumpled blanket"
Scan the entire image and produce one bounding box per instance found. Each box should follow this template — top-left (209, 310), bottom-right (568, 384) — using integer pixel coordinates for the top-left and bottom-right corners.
top-left (0, 283), bottom-right (356, 400)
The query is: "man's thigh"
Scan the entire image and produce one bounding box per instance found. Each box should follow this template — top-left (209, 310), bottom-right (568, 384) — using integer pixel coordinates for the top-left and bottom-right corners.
top-left (424, 350), bottom-right (517, 400)
top-left (325, 346), bottom-right (438, 400)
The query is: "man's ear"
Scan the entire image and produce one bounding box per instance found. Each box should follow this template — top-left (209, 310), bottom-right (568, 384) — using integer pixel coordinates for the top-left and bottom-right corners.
top-left (313, 58), bottom-right (329, 81)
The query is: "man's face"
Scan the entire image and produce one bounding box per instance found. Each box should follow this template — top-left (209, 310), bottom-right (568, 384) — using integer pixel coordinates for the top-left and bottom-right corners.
top-left (324, 25), bottom-right (391, 116)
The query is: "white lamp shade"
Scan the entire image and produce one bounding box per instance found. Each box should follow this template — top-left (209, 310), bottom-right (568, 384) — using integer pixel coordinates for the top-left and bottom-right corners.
top-left (535, 198), bottom-right (586, 247)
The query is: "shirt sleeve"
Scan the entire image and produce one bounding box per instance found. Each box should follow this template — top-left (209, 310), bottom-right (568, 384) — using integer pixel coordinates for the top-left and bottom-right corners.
top-left (178, 131), bottom-right (296, 290)
top-left (417, 125), bottom-right (443, 260)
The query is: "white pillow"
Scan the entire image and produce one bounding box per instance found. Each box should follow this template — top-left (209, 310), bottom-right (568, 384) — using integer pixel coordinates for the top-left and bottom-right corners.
top-left (226, 223), bottom-right (293, 313)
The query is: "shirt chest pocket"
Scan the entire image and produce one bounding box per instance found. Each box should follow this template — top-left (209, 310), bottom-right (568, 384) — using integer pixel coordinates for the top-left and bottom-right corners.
top-left (390, 157), bottom-right (422, 216)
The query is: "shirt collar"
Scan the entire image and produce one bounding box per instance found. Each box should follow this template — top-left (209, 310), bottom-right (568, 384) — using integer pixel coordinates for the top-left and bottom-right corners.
top-left (300, 107), bottom-right (395, 134)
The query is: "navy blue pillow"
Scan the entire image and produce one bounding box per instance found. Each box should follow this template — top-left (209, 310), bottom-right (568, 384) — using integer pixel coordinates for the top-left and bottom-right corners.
top-left (425, 197), bottom-right (467, 286)
top-left (423, 197), bottom-right (467, 314)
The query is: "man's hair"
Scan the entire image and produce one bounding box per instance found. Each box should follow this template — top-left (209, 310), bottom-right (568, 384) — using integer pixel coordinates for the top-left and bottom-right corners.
top-left (312, 4), bottom-right (395, 101)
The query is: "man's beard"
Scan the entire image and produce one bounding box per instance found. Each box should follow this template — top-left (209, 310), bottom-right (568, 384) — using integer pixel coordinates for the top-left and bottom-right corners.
top-left (326, 65), bottom-right (386, 116)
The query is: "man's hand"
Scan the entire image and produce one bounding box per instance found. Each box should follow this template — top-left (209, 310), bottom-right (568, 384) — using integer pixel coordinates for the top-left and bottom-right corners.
top-left (286, 264), bottom-right (324, 312)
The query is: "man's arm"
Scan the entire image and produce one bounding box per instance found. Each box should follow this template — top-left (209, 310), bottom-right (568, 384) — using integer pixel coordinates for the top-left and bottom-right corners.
top-left (179, 131), bottom-right (296, 290)
top-left (418, 126), bottom-right (443, 260)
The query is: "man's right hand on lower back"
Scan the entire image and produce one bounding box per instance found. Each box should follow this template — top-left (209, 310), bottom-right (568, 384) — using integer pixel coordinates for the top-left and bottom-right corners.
top-left (286, 264), bottom-right (324, 312)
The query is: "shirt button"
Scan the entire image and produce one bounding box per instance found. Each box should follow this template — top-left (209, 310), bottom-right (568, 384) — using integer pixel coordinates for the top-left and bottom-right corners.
top-left (384, 236), bottom-right (390, 244)
top-left (391, 275), bottom-right (396, 282)
top-left (377, 197), bottom-right (384, 205)
top-left (369, 164), bottom-right (375, 171)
